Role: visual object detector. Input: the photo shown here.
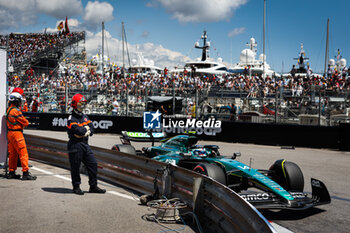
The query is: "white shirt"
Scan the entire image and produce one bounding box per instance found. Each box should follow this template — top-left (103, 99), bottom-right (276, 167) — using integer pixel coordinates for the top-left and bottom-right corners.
top-left (112, 100), bottom-right (119, 112)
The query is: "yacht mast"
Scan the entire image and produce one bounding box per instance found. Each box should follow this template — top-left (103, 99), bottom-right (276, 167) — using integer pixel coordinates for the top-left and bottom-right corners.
top-left (102, 21), bottom-right (105, 79)
top-left (324, 18), bottom-right (329, 77)
top-left (263, 0), bottom-right (266, 79)
top-left (122, 22), bottom-right (125, 72)
top-left (195, 31), bottom-right (209, 61)
top-left (121, 22), bottom-right (131, 73)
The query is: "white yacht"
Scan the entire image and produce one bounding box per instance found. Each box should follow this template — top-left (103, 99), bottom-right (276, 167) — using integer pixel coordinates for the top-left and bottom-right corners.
top-left (328, 49), bottom-right (347, 75)
top-left (229, 37), bottom-right (279, 78)
top-left (171, 31), bottom-right (228, 77)
top-left (129, 52), bottom-right (162, 76)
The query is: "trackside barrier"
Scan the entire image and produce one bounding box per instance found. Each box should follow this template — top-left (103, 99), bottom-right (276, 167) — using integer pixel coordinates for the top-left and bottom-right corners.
top-left (24, 134), bottom-right (275, 233)
top-left (24, 112), bottom-right (350, 151)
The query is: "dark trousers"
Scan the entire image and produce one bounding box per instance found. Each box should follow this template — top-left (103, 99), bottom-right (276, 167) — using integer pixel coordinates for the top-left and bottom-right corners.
top-left (68, 142), bottom-right (97, 187)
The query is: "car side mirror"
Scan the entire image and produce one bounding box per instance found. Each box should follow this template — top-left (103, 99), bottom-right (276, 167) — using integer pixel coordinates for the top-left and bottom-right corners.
top-left (232, 152), bottom-right (241, 160)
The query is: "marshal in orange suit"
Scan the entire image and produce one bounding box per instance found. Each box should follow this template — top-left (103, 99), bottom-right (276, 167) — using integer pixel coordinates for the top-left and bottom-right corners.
top-left (6, 92), bottom-right (36, 180)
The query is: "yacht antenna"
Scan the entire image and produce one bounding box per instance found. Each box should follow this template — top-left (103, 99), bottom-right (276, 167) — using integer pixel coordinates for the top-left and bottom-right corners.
top-left (323, 18), bottom-right (329, 77)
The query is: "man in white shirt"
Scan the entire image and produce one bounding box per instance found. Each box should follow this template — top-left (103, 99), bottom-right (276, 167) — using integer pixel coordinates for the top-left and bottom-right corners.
top-left (112, 98), bottom-right (119, 116)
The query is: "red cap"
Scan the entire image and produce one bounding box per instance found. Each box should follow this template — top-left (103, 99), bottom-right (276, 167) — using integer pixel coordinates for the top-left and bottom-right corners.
top-left (12, 87), bottom-right (24, 95)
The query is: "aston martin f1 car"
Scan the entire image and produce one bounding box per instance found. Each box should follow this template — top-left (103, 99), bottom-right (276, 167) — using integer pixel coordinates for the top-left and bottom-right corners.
top-left (112, 131), bottom-right (331, 210)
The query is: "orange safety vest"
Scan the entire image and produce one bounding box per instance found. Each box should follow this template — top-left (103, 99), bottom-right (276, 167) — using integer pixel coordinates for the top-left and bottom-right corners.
top-left (6, 104), bottom-right (29, 131)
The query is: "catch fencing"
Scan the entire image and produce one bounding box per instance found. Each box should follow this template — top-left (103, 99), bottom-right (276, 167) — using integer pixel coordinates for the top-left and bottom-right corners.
top-left (25, 85), bottom-right (350, 126)
top-left (24, 133), bottom-right (275, 233)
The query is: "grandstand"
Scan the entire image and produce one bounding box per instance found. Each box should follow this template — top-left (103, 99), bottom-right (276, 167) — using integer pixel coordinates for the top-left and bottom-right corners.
top-left (0, 31), bottom-right (85, 75)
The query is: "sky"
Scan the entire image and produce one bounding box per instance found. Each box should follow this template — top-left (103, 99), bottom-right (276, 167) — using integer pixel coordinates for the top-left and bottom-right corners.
top-left (0, 0), bottom-right (349, 74)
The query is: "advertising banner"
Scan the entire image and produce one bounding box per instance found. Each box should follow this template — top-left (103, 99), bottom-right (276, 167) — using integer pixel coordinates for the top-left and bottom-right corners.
top-left (0, 49), bottom-right (7, 163)
top-left (26, 112), bottom-right (144, 133)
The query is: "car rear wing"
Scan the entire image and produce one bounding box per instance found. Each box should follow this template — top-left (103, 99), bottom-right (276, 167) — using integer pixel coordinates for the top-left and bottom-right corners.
top-left (120, 131), bottom-right (167, 145)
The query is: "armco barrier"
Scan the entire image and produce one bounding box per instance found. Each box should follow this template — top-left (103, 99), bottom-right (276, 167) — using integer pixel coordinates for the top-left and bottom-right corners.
top-left (24, 134), bottom-right (275, 233)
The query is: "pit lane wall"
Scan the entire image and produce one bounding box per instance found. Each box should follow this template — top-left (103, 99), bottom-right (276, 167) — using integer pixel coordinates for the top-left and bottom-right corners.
top-left (24, 112), bottom-right (350, 151)
top-left (24, 134), bottom-right (275, 233)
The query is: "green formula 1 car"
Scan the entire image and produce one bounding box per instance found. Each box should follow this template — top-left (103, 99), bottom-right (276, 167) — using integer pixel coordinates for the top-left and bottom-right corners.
top-left (112, 131), bottom-right (331, 210)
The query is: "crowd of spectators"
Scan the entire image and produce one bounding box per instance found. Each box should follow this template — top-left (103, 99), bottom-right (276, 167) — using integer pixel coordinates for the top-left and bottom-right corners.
top-left (10, 63), bottom-right (350, 99)
top-left (6, 62), bottom-right (350, 118)
top-left (0, 32), bottom-right (85, 69)
top-left (3, 32), bottom-right (350, 117)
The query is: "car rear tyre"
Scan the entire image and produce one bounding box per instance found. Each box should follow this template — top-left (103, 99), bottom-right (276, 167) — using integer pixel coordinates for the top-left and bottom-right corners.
top-left (269, 159), bottom-right (304, 192)
top-left (112, 144), bottom-right (137, 155)
top-left (193, 163), bottom-right (226, 185)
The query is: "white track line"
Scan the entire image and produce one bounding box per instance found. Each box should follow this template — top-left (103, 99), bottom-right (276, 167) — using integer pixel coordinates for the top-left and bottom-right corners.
top-left (31, 166), bottom-right (137, 201)
top-left (32, 166), bottom-right (71, 181)
top-left (107, 191), bottom-right (137, 201)
top-left (270, 222), bottom-right (294, 233)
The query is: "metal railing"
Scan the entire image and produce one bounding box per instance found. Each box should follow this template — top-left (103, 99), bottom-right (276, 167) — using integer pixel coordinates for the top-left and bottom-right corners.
top-left (24, 133), bottom-right (275, 233)
top-left (22, 85), bottom-right (350, 126)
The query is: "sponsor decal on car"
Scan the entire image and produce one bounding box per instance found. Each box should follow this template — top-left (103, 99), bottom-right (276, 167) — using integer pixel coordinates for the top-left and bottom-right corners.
top-left (126, 131), bottom-right (165, 138)
top-left (290, 192), bottom-right (307, 199)
top-left (240, 193), bottom-right (272, 201)
top-left (311, 179), bottom-right (321, 188)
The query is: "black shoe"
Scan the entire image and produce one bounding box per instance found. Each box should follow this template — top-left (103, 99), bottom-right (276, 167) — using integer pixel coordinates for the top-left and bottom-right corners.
top-left (73, 187), bottom-right (84, 195)
top-left (7, 171), bottom-right (21, 179)
top-left (22, 171), bottom-right (37, 180)
top-left (89, 185), bottom-right (106, 194)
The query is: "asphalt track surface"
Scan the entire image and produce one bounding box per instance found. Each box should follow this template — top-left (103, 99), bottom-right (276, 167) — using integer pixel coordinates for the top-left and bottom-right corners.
top-left (2, 129), bottom-right (350, 233)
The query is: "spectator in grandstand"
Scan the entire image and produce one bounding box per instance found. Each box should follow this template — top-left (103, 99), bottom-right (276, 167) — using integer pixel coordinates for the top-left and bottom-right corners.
top-left (38, 100), bottom-right (44, 112)
top-left (291, 65), bottom-right (297, 77)
top-left (327, 64), bottom-right (333, 79)
top-left (187, 101), bottom-right (196, 118)
top-left (21, 96), bottom-right (28, 112)
top-left (229, 103), bottom-right (237, 121)
top-left (59, 97), bottom-right (66, 113)
top-left (291, 83), bottom-right (298, 96)
top-left (306, 65), bottom-right (312, 78)
top-left (159, 104), bottom-right (168, 115)
top-left (105, 100), bottom-right (113, 115)
top-left (164, 67), bottom-right (168, 78)
top-left (30, 97), bottom-right (38, 112)
top-left (112, 98), bottom-right (119, 116)
top-left (296, 84), bottom-right (303, 96)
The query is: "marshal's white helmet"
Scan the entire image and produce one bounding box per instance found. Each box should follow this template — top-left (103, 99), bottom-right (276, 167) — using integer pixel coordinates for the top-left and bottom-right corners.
top-left (9, 92), bottom-right (23, 102)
